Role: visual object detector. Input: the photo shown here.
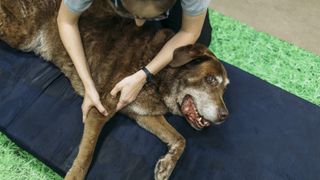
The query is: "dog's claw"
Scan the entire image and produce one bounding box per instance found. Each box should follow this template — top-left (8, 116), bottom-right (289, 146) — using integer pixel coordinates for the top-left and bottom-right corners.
top-left (64, 166), bottom-right (86, 180)
top-left (154, 155), bottom-right (175, 180)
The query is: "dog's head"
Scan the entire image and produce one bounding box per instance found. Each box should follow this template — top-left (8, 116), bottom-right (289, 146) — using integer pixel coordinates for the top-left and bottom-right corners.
top-left (165, 44), bottom-right (229, 130)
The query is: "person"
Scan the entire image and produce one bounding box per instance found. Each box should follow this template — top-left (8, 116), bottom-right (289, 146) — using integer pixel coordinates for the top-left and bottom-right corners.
top-left (57, 0), bottom-right (211, 122)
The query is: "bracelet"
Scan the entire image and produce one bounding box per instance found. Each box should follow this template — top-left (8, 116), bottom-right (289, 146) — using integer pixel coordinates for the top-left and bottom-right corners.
top-left (141, 66), bottom-right (154, 83)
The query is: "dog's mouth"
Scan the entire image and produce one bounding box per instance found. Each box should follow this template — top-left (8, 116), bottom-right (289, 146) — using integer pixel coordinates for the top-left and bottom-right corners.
top-left (179, 94), bottom-right (211, 130)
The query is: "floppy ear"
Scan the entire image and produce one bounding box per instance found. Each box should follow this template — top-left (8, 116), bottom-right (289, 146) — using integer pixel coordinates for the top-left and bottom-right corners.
top-left (169, 43), bottom-right (215, 68)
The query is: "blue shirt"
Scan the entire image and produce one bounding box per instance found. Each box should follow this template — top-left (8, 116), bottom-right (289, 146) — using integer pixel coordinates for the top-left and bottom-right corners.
top-left (64, 0), bottom-right (210, 16)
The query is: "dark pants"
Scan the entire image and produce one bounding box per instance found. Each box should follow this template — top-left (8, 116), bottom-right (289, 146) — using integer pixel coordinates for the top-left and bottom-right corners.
top-left (160, 0), bottom-right (212, 47)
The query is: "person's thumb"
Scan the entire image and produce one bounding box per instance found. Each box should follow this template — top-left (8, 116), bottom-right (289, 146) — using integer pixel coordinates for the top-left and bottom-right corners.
top-left (110, 83), bottom-right (122, 97)
top-left (82, 105), bottom-right (89, 123)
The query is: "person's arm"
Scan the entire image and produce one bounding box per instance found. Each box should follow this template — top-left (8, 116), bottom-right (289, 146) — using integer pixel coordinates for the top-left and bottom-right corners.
top-left (145, 10), bottom-right (207, 75)
top-left (110, 10), bottom-right (207, 110)
top-left (57, 2), bottom-right (108, 121)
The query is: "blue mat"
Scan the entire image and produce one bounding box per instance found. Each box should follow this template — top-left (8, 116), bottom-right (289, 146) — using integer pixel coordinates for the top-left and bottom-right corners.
top-left (0, 41), bottom-right (319, 180)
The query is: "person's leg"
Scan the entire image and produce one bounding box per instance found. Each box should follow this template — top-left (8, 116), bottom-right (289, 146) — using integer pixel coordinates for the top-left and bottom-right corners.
top-left (160, 0), bottom-right (212, 47)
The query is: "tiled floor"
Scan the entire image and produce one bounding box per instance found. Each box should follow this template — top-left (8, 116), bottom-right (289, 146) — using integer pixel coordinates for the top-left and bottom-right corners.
top-left (210, 0), bottom-right (320, 55)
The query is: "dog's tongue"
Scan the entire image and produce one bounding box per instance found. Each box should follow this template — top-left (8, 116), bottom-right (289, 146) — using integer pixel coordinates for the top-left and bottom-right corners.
top-left (180, 95), bottom-right (212, 129)
top-left (181, 95), bottom-right (197, 118)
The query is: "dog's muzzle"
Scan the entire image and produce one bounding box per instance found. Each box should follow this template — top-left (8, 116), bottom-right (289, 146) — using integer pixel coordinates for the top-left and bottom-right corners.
top-left (179, 94), bottom-right (212, 130)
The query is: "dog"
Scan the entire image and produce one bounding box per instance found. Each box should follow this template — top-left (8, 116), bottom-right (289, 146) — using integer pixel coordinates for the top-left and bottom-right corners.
top-left (0, 0), bottom-right (230, 179)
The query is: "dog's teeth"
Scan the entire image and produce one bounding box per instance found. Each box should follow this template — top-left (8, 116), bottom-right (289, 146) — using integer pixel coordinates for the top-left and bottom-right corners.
top-left (200, 121), bottom-right (205, 126)
top-left (198, 117), bottom-right (205, 126)
top-left (195, 109), bottom-right (199, 115)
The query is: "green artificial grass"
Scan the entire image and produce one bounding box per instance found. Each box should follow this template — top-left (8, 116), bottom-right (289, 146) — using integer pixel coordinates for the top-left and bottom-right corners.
top-left (0, 134), bottom-right (62, 180)
top-left (208, 10), bottom-right (320, 106)
top-left (0, 9), bottom-right (319, 180)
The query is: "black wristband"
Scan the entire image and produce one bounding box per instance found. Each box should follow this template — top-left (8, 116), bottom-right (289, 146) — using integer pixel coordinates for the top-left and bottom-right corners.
top-left (141, 66), bottom-right (154, 83)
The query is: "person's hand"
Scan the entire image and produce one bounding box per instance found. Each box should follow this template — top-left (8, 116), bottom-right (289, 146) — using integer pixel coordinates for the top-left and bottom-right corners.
top-left (82, 85), bottom-right (108, 123)
top-left (110, 70), bottom-right (147, 111)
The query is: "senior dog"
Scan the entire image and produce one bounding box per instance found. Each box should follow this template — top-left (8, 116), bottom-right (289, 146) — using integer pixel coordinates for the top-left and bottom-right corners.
top-left (0, 0), bottom-right (229, 179)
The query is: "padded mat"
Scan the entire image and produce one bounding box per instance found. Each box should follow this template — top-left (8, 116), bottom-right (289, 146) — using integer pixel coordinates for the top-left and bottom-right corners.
top-left (0, 41), bottom-right (319, 180)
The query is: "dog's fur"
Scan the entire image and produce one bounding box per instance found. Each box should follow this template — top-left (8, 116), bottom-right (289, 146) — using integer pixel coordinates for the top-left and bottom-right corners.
top-left (0, 0), bottom-right (229, 179)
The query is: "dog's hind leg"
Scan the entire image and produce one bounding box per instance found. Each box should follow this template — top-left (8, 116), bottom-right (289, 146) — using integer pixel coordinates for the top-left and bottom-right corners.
top-left (64, 108), bottom-right (114, 180)
top-left (133, 115), bottom-right (186, 180)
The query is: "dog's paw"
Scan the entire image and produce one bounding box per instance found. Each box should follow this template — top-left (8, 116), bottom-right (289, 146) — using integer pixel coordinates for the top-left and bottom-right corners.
top-left (64, 166), bottom-right (86, 180)
top-left (154, 155), bottom-right (175, 180)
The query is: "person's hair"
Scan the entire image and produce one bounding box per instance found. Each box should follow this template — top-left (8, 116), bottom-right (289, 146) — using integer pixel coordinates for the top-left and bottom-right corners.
top-left (123, 0), bottom-right (176, 14)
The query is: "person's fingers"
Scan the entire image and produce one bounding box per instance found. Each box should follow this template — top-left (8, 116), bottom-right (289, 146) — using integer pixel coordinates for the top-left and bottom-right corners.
top-left (116, 87), bottom-right (126, 111)
top-left (96, 100), bottom-right (108, 116)
top-left (116, 100), bottom-right (126, 111)
top-left (116, 90), bottom-right (132, 111)
top-left (116, 98), bottom-right (135, 111)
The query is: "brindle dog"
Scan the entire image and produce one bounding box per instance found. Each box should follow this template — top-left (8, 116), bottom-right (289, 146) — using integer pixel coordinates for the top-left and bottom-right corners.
top-left (0, 0), bottom-right (229, 179)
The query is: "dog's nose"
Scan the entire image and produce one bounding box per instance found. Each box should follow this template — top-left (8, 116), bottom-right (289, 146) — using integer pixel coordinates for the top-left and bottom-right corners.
top-left (218, 108), bottom-right (229, 120)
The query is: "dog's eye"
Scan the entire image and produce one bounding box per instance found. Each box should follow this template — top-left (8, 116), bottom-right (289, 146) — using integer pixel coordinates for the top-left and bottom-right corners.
top-left (205, 75), bottom-right (217, 85)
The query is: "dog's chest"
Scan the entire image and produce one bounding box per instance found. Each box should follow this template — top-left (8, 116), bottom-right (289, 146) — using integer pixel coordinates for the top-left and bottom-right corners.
top-left (122, 85), bottom-right (168, 116)
top-left (125, 102), bottom-right (168, 116)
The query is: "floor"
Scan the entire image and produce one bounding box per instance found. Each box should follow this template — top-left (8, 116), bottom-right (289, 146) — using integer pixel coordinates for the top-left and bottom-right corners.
top-left (210, 0), bottom-right (320, 55)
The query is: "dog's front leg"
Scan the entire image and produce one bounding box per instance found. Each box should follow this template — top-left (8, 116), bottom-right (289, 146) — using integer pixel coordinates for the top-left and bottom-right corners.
top-left (134, 115), bottom-right (186, 180)
top-left (64, 108), bottom-right (114, 180)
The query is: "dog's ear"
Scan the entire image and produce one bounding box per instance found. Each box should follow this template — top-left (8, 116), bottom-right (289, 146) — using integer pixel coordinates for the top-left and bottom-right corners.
top-left (169, 44), bottom-right (215, 68)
